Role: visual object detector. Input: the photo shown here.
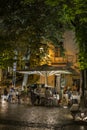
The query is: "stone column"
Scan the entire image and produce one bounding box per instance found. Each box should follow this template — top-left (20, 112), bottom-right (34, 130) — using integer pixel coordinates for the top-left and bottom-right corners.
top-left (55, 74), bottom-right (61, 93)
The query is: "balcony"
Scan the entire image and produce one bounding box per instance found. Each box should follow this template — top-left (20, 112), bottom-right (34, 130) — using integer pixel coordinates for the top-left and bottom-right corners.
top-left (51, 57), bottom-right (67, 65)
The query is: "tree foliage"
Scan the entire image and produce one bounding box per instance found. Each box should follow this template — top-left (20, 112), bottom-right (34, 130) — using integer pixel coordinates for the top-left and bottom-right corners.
top-left (0, 0), bottom-right (66, 69)
top-left (1, 0), bottom-right (87, 69)
top-left (46, 0), bottom-right (87, 69)
top-left (64, 0), bottom-right (87, 70)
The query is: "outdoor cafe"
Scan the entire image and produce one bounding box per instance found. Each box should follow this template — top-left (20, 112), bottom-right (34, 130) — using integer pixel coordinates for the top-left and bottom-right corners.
top-left (17, 64), bottom-right (76, 106)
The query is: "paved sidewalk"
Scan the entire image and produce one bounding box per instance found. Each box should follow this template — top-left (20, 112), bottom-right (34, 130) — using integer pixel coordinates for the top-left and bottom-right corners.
top-left (0, 102), bottom-right (87, 130)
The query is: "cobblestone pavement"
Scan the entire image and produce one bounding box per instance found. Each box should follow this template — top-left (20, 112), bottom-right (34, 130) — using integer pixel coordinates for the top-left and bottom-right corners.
top-left (0, 101), bottom-right (87, 130)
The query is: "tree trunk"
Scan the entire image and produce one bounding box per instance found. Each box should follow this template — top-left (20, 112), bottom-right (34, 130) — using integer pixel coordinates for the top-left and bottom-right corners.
top-left (84, 69), bottom-right (87, 90)
top-left (81, 70), bottom-right (85, 97)
top-left (22, 74), bottom-right (29, 90)
top-left (80, 69), bottom-right (87, 108)
top-left (84, 70), bottom-right (87, 107)
top-left (22, 49), bottom-right (31, 90)
top-left (0, 69), bottom-right (2, 81)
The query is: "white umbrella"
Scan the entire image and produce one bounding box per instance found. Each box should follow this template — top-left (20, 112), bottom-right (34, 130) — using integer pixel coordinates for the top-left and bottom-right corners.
top-left (17, 64), bottom-right (72, 87)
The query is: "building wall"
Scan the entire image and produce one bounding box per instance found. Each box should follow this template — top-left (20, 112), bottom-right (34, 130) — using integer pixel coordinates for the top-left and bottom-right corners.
top-left (28, 31), bottom-right (79, 91)
top-left (48, 31), bottom-right (79, 66)
top-left (38, 31), bottom-right (79, 89)
top-left (63, 31), bottom-right (78, 64)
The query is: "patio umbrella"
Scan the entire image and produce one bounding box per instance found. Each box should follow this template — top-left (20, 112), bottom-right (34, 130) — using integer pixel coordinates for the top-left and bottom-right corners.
top-left (17, 64), bottom-right (72, 87)
top-left (17, 64), bottom-right (72, 75)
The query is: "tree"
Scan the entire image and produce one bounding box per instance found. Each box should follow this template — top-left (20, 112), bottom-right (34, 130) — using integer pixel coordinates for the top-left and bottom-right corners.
top-left (0, 0), bottom-right (66, 87)
top-left (0, 32), bottom-right (15, 68)
top-left (0, 0), bottom-right (66, 68)
top-left (63, 0), bottom-right (87, 97)
top-left (46, 0), bottom-right (87, 97)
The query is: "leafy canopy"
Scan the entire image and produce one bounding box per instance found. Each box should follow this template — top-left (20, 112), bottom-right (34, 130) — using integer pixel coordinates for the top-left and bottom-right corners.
top-left (45, 0), bottom-right (87, 69)
top-left (0, 0), bottom-right (66, 68)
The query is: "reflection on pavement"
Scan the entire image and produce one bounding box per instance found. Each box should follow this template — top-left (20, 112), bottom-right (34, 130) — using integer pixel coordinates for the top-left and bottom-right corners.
top-left (0, 101), bottom-right (8, 113)
top-left (0, 103), bottom-right (87, 130)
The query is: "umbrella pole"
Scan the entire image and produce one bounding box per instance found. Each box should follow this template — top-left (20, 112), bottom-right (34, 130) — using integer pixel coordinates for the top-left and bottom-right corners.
top-left (45, 72), bottom-right (48, 87)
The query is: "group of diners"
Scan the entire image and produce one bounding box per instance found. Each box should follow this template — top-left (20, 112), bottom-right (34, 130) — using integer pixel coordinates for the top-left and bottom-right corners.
top-left (0, 83), bottom-right (81, 108)
top-left (29, 85), bottom-right (60, 106)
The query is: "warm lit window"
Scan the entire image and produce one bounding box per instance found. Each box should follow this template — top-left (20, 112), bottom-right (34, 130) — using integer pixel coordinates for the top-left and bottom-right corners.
top-left (55, 47), bottom-right (61, 57)
top-left (54, 42), bottom-right (64, 57)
